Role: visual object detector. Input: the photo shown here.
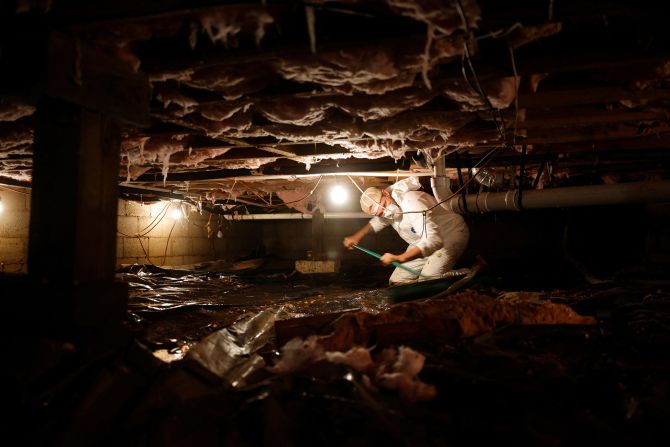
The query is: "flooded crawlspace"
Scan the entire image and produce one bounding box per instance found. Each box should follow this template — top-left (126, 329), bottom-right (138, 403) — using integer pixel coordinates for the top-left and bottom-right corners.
top-left (112, 260), bottom-right (670, 446)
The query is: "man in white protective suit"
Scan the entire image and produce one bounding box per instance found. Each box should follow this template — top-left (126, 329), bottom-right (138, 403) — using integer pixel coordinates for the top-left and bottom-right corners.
top-left (342, 177), bottom-right (470, 285)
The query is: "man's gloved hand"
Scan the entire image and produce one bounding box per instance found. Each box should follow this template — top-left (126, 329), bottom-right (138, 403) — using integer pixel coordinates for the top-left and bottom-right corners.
top-left (380, 253), bottom-right (399, 266)
top-left (342, 236), bottom-right (358, 250)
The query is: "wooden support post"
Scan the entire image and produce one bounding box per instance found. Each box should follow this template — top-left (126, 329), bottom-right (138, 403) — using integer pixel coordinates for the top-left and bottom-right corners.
top-left (28, 98), bottom-right (121, 283)
top-left (19, 31), bottom-right (149, 329)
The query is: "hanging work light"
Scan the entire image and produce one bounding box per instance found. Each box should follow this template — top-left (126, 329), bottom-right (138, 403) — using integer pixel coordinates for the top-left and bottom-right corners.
top-left (170, 207), bottom-right (183, 220)
top-left (329, 184), bottom-right (348, 204)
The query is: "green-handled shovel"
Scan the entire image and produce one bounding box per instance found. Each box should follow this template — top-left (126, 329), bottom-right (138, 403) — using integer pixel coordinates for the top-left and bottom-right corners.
top-left (352, 244), bottom-right (421, 277)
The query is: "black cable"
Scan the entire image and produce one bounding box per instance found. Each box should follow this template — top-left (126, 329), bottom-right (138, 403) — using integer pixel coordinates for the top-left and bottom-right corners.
top-left (533, 151), bottom-right (552, 189)
top-left (518, 144), bottom-right (527, 210)
top-left (455, 152), bottom-right (469, 214)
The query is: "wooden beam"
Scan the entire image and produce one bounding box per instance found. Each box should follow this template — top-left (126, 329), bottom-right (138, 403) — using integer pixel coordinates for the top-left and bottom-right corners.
top-left (131, 157), bottom-right (410, 182)
top-left (143, 32), bottom-right (451, 74)
top-left (518, 108), bottom-right (668, 130)
top-left (28, 98), bottom-right (121, 283)
top-left (47, 31), bottom-right (150, 127)
top-left (442, 45), bottom-right (670, 83)
top-left (520, 124), bottom-right (670, 145)
top-left (518, 86), bottom-right (670, 109)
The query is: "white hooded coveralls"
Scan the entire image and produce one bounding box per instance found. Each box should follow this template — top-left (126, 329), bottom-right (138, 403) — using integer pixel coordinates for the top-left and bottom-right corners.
top-left (368, 177), bottom-right (469, 284)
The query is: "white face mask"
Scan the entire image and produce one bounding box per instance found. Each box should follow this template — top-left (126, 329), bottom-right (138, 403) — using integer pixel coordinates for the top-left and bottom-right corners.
top-left (381, 203), bottom-right (400, 219)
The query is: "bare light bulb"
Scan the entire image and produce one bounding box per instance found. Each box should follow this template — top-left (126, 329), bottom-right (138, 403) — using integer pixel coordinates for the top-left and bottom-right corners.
top-left (329, 185), bottom-right (348, 204)
top-left (216, 228), bottom-right (224, 238)
top-left (170, 208), bottom-right (183, 220)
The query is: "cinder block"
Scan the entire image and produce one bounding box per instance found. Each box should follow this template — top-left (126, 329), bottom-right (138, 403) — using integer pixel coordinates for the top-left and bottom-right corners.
top-left (148, 237), bottom-right (169, 257)
top-left (169, 237), bottom-right (193, 256)
top-left (118, 216), bottom-right (139, 236)
top-left (0, 211), bottom-right (30, 238)
top-left (1, 260), bottom-right (26, 273)
top-left (141, 218), bottom-right (177, 238)
top-left (123, 236), bottom-right (151, 258)
top-left (295, 259), bottom-right (340, 274)
top-left (151, 201), bottom-right (175, 218)
top-left (182, 255), bottom-right (207, 265)
top-left (0, 238), bottom-right (27, 264)
top-left (162, 256), bottom-right (184, 267)
top-left (117, 257), bottom-right (141, 268)
top-left (0, 190), bottom-right (29, 211)
top-left (187, 219), bottom-right (209, 238)
top-left (170, 220), bottom-right (190, 238)
top-left (124, 200), bottom-right (153, 217)
top-left (193, 238), bottom-right (214, 256)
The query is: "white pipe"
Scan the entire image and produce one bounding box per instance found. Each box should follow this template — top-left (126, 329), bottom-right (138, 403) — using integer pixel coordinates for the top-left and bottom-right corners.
top-left (226, 171), bottom-right (434, 182)
top-left (440, 180), bottom-right (670, 213)
top-left (222, 212), bottom-right (369, 220)
top-left (430, 155), bottom-right (452, 210)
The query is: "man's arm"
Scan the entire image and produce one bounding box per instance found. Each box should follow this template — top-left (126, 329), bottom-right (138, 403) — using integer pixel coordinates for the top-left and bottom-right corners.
top-left (343, 223), bottom-right (374, 250)
top-left (380, 246), bottom-right (422, 266)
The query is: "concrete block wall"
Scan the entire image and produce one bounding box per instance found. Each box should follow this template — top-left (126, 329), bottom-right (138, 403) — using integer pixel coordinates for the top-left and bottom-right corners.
top-left (116, 200), bottom-right (237, 268)
top-left (0, 189), bottom-right (31, 273)
top-left (0, 191), bottom-right (425, 274)
top-left (234, 217), bottom-right (406, 262)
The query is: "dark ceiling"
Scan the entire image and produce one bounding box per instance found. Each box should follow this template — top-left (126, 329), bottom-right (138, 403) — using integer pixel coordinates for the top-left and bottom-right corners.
top-left (1, 0), bottom-right (669, 212)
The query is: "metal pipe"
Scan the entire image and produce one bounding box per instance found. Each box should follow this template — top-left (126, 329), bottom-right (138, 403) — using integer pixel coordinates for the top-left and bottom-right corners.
top-left (222, 212), bottom-right (369, 220)
top-left (440, 180), bottom-right (670, 213)
top-left (431, 155), bottom-right (454, 212)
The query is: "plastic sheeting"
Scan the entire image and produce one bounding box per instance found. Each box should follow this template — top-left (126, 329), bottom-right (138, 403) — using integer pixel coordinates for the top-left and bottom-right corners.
top-left (120, 264), bottom-right (390, 315)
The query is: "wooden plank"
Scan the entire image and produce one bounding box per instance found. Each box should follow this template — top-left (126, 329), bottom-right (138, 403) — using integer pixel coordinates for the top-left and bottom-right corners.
top-left (28, 98), bottom-right (121, 283)
top-left (75, 109), bottom-right (122, 281)
top-left (519, 86), bottom-right (670, 109)
top-left (47, 31), bottom-right (150, 127)
top-left (518, 109), bottom-right (668, 130)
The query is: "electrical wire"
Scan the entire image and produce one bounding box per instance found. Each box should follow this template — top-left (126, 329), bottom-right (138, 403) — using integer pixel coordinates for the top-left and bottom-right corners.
top-left (347, 145), bottom-right (503, 218)
top-left (136, 201), bottom-right (170, 237)
top-left (161, 219), bottom-right (177, 266)
top-left (223, 179), bottom-right (237, 209)
top-left (136, 235), bottom-right (158, 267)
top-left (509, 46), bottom-right (520, 148)
top-left (265, 175), bottom-right (324, 208)
top-left (455, 0), bottom-right (508, 144)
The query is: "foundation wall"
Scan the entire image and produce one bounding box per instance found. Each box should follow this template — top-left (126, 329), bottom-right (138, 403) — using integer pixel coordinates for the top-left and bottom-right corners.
top-left (2, 193), bottom-right (667, 279)
top-left (0, 189), bottom-right (30, 273)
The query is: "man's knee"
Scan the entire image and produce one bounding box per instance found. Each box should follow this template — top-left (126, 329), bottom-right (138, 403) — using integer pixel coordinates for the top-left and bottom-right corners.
top-left (389, 270), bottom-right (419, 286)
top-left (389, 277), bottom-right (419, 286)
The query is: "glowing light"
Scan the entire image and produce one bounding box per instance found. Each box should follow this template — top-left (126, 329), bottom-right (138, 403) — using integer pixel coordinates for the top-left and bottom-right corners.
top-left (329, 185), bottom-right (348, 204)
top-left (170, 208), bottom-right (183, 220)
top-left (0, 198), bottom-right (4, 214)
